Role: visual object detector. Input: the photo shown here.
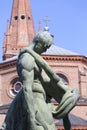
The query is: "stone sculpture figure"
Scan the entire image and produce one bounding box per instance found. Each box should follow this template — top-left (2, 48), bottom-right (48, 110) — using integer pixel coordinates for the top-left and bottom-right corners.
top-left (1, 31), bottom-right (80, 130)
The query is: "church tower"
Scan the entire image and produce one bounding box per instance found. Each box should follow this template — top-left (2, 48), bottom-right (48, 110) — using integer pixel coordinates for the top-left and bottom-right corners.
top-left (3, 0), bottom-right (35, 60)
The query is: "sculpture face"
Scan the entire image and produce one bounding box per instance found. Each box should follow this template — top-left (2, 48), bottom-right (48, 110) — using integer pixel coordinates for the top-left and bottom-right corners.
top-left (34, 40), bottom-right (51, 54)
top-left (33, 31), bottom-right (53, 54)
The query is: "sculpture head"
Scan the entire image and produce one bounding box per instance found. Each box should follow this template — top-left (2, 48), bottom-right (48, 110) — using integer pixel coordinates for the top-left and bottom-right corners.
top-left (32, 31), bottom-right (53, 54)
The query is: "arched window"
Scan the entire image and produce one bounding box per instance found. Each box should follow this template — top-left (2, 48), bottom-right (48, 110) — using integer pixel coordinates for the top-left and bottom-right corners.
top-left (57, 73), bottom-right (69, 85)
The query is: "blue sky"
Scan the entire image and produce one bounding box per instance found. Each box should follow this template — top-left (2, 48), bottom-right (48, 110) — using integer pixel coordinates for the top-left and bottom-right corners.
top-left (0, 0), bottom-right (87, 61)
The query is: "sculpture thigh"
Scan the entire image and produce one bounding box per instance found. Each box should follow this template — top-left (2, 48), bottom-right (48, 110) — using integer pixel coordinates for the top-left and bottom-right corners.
top-left (33, 81), bottom-right (57, 130)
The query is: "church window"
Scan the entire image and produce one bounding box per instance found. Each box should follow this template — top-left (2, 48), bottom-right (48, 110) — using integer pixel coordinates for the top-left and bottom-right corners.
top-left (8, 78), bottom-right (23, 98)
top-left (28, 16), bottom-right (31, 20)
top-left (11, 81), bottom-right (22, 94)
top-left (14, 16), bottom-right (18, 20)
top-left (57, 73), bottom-right (69, 85)
top-left (21, 15), bottom-right (25, 20)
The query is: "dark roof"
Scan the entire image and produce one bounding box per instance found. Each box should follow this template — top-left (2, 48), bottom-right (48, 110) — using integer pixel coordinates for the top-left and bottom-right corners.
top-left (43, 45), bottom-right (79, 56)
top-left (55, 114), bottom-right (87, 126)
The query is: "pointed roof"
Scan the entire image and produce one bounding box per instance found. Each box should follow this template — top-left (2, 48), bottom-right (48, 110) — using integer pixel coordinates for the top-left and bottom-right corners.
top-left (3, 0), bottom-right (35, 60)
top-left (10, 0), bottom-right (35, 43)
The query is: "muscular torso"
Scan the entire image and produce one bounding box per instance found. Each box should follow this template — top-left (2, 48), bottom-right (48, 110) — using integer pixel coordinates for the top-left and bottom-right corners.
top-left (33, 62), bottom-right (46, 100)
top-left (17, 52), bottom-right (46, 99)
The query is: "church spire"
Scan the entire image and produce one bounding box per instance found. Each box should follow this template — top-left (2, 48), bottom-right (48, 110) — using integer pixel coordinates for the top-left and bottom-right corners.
top-left (3, 0), bottom-right (35, 60)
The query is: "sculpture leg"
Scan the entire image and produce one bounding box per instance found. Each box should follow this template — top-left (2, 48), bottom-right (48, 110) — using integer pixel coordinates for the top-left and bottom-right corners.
top-left (63, 114), bottom-right (72, 130)
top-left (33, 92), bottom-right (57, 130)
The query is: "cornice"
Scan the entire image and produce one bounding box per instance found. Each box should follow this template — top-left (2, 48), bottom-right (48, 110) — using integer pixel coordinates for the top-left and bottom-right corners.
top-left (42, 55), bottom-right (87, 63)
top-left (0, 60), bottom-right (17, 70)
top-left (0, 55), bottom-right (87, 70)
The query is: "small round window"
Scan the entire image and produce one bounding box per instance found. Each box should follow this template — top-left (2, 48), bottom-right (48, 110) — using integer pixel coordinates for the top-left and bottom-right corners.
top-left (14, 16), bottom-right (18, 20)
top-left (28, 16), bottom-right (31, 20)
top-left (8, 78), bottom-right (23, 98)
top-left (11, 81), bottom-right (22, 94)
top-left (21, 15), bottom-right (25, 20)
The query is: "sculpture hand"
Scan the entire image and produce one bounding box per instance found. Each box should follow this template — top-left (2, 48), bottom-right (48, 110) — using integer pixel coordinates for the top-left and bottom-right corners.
top-left (52, 89), bottom-right (80, 119)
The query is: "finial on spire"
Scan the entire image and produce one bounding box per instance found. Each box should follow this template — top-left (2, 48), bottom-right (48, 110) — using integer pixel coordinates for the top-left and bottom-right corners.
top-left (43, 16), bottom-right (50, 32)
top-left (44, 16), bottom-right (50, 27)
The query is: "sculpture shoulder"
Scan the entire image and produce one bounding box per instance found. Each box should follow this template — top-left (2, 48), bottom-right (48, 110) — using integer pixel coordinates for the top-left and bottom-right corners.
top-left (17, 52), bottom-right (35, 72)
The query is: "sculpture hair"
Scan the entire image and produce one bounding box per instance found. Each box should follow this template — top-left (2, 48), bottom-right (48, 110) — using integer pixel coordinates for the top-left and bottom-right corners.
top-left (32, 31), bottom-right (53, 46)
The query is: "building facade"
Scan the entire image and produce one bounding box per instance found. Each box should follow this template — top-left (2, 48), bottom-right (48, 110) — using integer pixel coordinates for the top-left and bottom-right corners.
top-left (0, 0), bottom-right (87, 129)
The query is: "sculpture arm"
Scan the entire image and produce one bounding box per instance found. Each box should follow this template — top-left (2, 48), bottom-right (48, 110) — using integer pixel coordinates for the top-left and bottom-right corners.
top-left (20, 47), bottom-right (68, 92)
top-left (17, 52), bottom-right (37, 129)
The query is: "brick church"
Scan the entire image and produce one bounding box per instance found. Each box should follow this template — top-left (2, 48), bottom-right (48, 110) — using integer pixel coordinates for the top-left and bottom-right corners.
top-left (0, 0), bottom-right (87, 129)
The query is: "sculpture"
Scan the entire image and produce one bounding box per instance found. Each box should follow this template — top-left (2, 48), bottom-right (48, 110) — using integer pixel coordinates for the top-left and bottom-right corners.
top-left (1, 31), bottom-right (80, 130)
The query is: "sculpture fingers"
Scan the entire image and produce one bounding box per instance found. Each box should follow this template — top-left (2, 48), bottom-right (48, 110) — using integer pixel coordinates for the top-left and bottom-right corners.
top-left (52, 89), bottom-right (80, 119)
top-left (55, 90), bottom-right (73, 111)
top-left (59, 93), bottom-right (79, 119)
top-left (52, 94), bottom-right (74, 119)
top-left (54, 101), bottom-right (74, 119)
